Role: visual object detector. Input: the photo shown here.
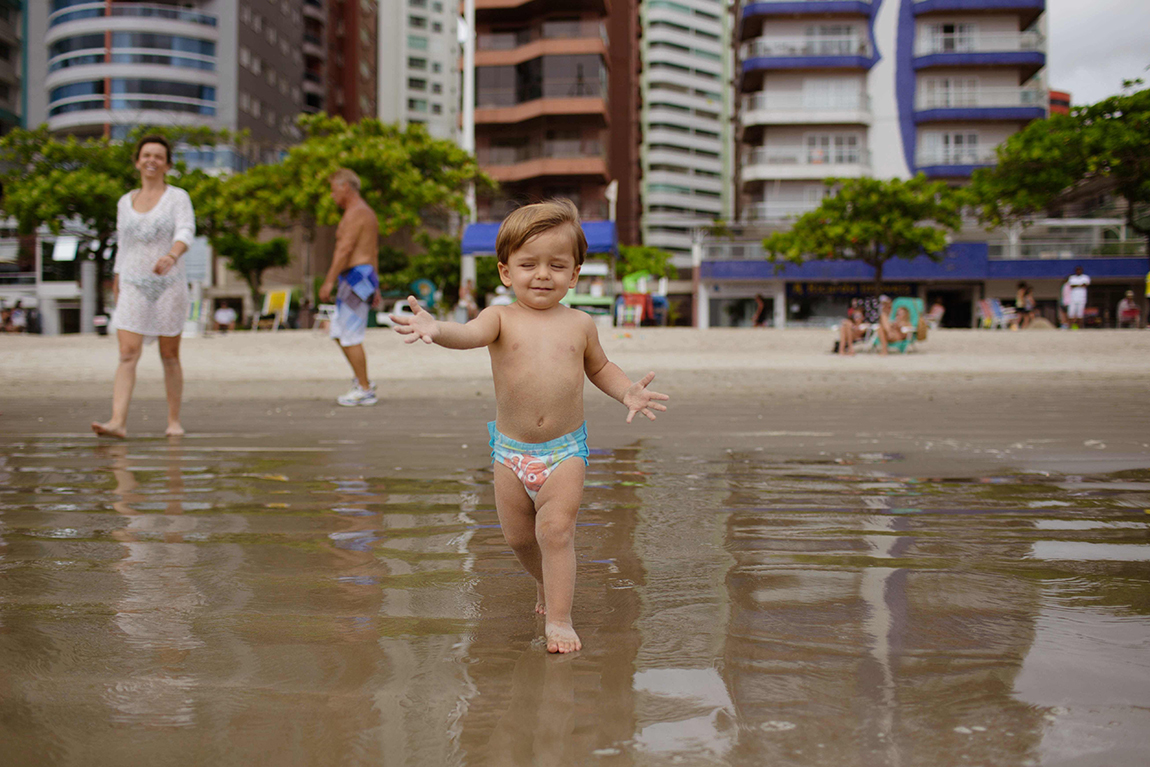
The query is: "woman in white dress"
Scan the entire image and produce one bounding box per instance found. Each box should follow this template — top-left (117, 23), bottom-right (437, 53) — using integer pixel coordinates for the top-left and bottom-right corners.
top-left (92, 136), bottom-right (196, 438)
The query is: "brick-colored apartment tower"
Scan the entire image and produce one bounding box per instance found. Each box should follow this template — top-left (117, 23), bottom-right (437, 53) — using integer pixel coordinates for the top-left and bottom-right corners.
top-left (473, 0), bottom-right (639, 239)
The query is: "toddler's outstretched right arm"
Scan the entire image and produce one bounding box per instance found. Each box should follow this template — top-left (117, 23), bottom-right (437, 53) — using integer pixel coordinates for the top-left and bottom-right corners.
top-left (390, 295), bottom-right (499, 349)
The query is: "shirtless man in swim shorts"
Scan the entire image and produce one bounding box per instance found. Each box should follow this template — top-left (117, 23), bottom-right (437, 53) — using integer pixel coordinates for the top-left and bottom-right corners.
top-left (320, 168), bottom-right (382, 406)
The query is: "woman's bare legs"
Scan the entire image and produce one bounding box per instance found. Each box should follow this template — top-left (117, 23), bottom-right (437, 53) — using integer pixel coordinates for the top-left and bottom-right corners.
top-left (92, 330), bottom-right (144, 438)
top-left (158, 334), bottom-right (184, 436)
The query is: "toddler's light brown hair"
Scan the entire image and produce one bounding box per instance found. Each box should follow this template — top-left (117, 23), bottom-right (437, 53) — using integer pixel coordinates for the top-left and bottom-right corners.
top-left (495, 199), bottom-right (587, 266)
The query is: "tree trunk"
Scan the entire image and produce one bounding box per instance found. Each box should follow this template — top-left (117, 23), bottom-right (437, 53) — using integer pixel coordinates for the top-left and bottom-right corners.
top-left (873, 259), bottom-right (884, 296)
top-left (246, 271), bottom-right (262, 320)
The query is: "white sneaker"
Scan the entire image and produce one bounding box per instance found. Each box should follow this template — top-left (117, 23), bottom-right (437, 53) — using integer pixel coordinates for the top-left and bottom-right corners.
top-left (337, 382), bottom-right (377, 407)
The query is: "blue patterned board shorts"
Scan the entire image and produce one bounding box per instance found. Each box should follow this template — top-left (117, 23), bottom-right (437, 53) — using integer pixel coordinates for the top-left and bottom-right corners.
top-left (331, 264), bottom-right (379, 347)
top-left (488, 422), bottom-right (590, 501)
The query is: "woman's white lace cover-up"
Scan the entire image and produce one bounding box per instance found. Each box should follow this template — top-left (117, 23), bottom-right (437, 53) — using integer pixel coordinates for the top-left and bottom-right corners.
top-left (111, 186), bottom-right (195, 337)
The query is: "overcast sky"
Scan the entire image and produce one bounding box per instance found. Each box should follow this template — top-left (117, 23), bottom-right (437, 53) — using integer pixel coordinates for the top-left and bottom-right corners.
top-left (1046, 0), bottom-right (1150, 104)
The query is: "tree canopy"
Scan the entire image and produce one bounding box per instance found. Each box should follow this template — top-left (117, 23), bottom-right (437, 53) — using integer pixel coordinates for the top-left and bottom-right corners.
top-left (762, 175), bottom-right (963, 289)
top-left (618, 245), bottom-right (676, 280)
top-left (968, 84), bottom-right (1150, 244)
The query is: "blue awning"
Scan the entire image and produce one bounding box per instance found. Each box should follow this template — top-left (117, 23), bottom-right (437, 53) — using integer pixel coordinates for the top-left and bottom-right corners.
top-left (462, 220), bottom-right (618, 256)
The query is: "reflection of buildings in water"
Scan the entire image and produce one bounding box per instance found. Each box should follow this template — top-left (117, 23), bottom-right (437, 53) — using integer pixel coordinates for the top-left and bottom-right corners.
top-left (103, 442), bottom-right (204, 727)
top-left (716, 454), bottom-right (1046, 763)
top-left (630, 446), bottom-right (738, 760)
top-left (455, 444), bottom-right (646, 762)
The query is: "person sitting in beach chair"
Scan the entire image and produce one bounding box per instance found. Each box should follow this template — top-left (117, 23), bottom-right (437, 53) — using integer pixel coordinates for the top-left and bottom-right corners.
top-left (836, 299), bottom-right (871, 355)
top-left (878, 297), bottom-right (919, 354)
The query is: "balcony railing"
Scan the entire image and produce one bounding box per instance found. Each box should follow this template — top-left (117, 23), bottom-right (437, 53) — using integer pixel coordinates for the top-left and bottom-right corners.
top-left (747, 146), bottom-right (871, 167)
top-left (915, 86), bottom-right (1045, 110)
top-left (477, 78), bottom-right (606, 108)
top-left (988, 240), bottom-right (1148, 260)
top-left (477, 140), bottom-right (604, 165)
top-left (478, 21), bottom-right (608, 51)
top-left (742, 35), bottom-right (873, 59)
top-left (50, 2), bottom-right (218, 27)
top-left (915, 148), bottom-right (998, 166)
top-left (743, 200), bottom-right (822, 222)
top-left (742, 91), bottom-right (871, 113)
top-left (914, 30), bottom-right (1044, 56)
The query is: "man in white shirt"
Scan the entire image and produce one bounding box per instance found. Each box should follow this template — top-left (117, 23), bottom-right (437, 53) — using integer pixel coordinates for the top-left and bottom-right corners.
top-left (1066, 266), bottom-right (1090, 328)
top-left (213, 304), bottom-right (237, 333)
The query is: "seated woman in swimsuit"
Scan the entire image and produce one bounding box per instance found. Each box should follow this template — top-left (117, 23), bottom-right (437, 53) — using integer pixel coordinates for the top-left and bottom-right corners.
top-left (838, 302), bottom-right (868, 355)
top-left (878, 303), bottom-right (913, 354)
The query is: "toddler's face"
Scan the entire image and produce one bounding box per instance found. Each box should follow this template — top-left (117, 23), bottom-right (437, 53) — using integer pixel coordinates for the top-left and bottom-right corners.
top-left (498, 229), bottom-right (581, 310)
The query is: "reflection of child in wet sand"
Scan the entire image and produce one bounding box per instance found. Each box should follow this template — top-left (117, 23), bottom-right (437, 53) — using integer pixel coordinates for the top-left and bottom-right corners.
top-left (390, 200), bottom-right (669, 653)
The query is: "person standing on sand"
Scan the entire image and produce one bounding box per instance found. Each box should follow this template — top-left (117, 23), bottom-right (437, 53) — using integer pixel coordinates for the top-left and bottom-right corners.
top-left (92, 135), bottom-right (195, 439)
top-left (389, 199), bottom-right (669, 653)
top-left (1066, 266), bottom-right (1090, 329)
top-left (319, 168), bottom-right (382, 406)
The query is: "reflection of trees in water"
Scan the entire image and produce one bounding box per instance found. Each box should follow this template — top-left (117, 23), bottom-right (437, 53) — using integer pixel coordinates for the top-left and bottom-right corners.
top-left (716, 453), bottom-right (1046, 764)
top-left (454, 443), bottom-right (646, 763)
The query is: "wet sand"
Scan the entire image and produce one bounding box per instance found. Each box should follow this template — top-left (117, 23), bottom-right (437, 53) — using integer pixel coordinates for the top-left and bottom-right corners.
top-left (2, 328), bottom-right (1149, 765)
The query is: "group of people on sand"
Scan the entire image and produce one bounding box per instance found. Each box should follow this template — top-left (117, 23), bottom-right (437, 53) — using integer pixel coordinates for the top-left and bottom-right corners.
top-left (837, 295), bottom-right (917, 356)
top-left (87, 136), bottom-right (668, 653)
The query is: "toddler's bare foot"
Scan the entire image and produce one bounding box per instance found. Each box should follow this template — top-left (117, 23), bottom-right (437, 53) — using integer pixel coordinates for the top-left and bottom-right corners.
top-left (535, 583), bottom-right (547, 615)
top-left (545, 621), bottom-right (581, 654)
top-left (92, 421), bottom-right (126, 439)
top-left (165, 422), bottom-right (185, 437)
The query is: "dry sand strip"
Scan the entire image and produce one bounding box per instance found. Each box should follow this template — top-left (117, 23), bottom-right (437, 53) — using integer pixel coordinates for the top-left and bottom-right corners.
top-left (2, 327), bottom-right (1149, 401)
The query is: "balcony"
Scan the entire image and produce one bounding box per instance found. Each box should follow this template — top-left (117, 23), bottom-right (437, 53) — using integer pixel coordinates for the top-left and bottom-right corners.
top-left (741, 91), bottom-right (871, 126)
top-left (476, 79), bottom-right (608, 124)
top-left (50, 2), bottom-right (218, 28)
top-left (303, 0), bottom-right (325, 22)
top-left (303, 34), bottom-right (326, 59)
top-left (913, 0), bottom-right (1046, 29)
top-left (989, 240), bottom-right (1147, 260)
top-left (740, 2), bottom-right (875, 40)
top-left (914, 30), bottom-right (1045, 77)
top-left (478, 20), bottom-right (607, 51)
top-left (741, 35), bottom-right (875, 73)
top-left (915, 147), bottom-right (997, 177)
top-left (742, 145), bottom-right (871, 182)
top-left (914, 86), bottom-right (1046, 122)
top-left (743, 200), bottom-right (823, 221)
top-left (476, 141), bottom-right (608, 183)
top-left (476, 0), bottom-right (609, 21)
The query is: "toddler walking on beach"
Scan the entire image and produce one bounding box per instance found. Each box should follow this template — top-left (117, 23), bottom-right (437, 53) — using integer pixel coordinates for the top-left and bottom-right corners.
top-left (390, 200), bottom-right (668, 653)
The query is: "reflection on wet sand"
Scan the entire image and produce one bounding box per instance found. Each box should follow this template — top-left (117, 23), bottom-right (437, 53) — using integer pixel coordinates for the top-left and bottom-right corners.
top-left (104, 441), bottom-right (204, 727)
top-left (0, 435), bottom-right (1147, 765)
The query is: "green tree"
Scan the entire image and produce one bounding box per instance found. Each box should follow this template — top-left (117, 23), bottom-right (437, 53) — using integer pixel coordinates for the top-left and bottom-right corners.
top-left (618, 244), bottom-right (675, 279)
top-left (210, 233), bottom-right (291, 309)
top-left (0, 125), bottom-right (233, 315)
top-left (763, 175), bottom-right (963, 291)
top-left (968, 83), bottom-right (1150, 250)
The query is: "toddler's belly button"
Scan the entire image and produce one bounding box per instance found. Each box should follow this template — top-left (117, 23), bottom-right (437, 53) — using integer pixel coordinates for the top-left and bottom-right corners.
top-left (537, 416), bottom-right (545, 428)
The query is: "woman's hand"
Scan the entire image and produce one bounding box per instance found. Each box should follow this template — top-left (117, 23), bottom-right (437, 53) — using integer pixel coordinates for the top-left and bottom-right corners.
top-left (153, 254), bottom-right (177, 276)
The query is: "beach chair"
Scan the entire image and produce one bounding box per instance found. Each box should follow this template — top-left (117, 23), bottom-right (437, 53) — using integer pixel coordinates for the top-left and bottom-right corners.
top-left (977, 299), bottom-right (1014, 329)
top-left (253, 289), bottom-right (291, 331)
top-left (312, 303), bottom-right (336, 333)
top-left (886, 297), bottom-right (923, 353)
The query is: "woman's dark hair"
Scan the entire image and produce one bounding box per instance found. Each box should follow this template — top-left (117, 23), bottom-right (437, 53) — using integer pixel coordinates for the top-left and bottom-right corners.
top-left (134, 134), bottom-right (172, 164)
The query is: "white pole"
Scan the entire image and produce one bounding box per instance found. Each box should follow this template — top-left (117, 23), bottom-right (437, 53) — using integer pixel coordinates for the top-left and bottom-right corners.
top-left (460, 0), bottom-right (477, 291)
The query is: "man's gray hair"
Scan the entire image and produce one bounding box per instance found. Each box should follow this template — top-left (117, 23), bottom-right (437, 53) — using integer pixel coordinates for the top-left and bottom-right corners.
top-left (328, 168), bottom-right (361, 191)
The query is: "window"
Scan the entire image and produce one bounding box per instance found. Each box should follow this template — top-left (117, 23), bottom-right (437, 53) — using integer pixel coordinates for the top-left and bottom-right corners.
top-left (239, 46), bottom-right (251, 68)
top-left (432, 21), bottom-right (442, 33)
top-left (805, 25), bottom-right (860, 55)
top-left (805, 133), bottom-right (862, 164)
top-left (802, 77), bottom-right (862, 109)
top-left (920, 76), bottom-right (979, 108)
top-left (410, 0), bottom-right (426, 6)
top-left (408, 98), bottom-right (428, 112)
top-left (409, 57), bottom-right (427, 70)
top-left (432, 82), bottom-right (442, 94)
top-left (928, 23), bottom-right (976, 53)
top-left (409, 77), bottom-right (427, 91)
top-left (409, 15), bottom-right (427, 29)
top-left (922, 131), bottom-right (980, 163)
top-left (431, 62), bottom-right (442, 74)
top-left (0, 43), bottom-right (9, 61)
top-left (431, 103), bottom-right (442, 114)
top-left (408, 35), bottom-right (428, 50)
top-left (432, 1), bottom-right (443, 11)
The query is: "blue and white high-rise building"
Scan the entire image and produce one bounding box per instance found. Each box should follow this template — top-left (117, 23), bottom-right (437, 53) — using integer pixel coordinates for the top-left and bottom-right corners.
top-left (737, 0), bottom-right (1047, 222)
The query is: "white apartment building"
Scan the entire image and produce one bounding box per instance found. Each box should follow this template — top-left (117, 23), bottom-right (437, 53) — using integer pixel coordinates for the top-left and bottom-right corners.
top-left (378, 0), bottom-right (459, 141)
top-left (640, 0), bottom-right (734, 266)
top-left (737, 0), bottom-right (1047, 221)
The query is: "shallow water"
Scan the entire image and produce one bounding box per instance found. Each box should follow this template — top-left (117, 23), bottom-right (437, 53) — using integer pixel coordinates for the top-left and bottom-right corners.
top-left (1, 435), bottom-right (1148, 766)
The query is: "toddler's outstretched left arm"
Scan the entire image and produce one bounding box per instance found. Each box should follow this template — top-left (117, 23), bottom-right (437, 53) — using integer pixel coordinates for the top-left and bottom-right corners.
top-left (583, 320), bottom-right (669, 423)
